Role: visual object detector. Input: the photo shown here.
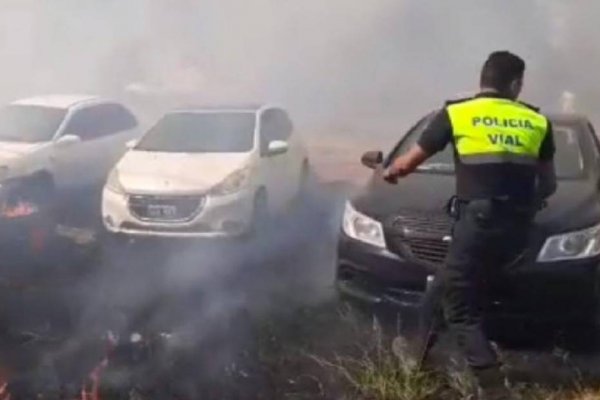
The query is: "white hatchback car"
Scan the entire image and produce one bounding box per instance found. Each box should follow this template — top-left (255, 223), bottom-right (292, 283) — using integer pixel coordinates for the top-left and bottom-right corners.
top-left (102, 105), bottom-right (310, 238)
top-left (0, 95), bottom-right (140, 198)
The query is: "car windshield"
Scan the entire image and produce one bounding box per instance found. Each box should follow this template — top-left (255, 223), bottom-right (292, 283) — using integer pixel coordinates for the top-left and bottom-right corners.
top-left (388, 114), bottom-right (586, 179)
top-left (136, 112), bottom-right (255, 153)
top-left (0, 105), bottom-right (66, 143)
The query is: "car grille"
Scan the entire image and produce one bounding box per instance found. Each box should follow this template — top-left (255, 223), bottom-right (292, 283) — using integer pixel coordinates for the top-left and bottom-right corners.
top-left (387, 211), bottom-right (452, 266)
top-left (128, 195), bottom-right (205, 222)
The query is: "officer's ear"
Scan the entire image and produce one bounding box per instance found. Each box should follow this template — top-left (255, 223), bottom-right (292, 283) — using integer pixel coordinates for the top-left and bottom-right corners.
top-left (508, 77), bottom-right (523, 99)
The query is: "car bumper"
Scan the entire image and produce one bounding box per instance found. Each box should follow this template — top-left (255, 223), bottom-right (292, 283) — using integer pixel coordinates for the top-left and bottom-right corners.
top-left (337, 232), bottom-right (600, 323)
top-left (101, 187), bottom-right (255, 238)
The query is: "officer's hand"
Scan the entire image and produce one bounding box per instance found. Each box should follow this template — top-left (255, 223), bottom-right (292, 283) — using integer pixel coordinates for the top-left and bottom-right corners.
top-left (383, 169), bottom-right (399, 184)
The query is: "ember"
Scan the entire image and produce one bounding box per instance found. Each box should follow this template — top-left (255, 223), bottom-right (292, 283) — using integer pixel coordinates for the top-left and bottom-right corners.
top-left (1, 201), bottom-right (39, 219)
top-left (0, 382), bottom-right (8, 400)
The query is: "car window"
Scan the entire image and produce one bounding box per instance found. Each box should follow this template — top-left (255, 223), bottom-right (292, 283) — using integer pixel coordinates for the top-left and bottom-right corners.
top-left (388, 113), bottom-right (586, 179)
top-left (0, 105), bottom-right (66, 143)
top-left (553, 126), bottom-right (585, 178)
top-left (384, 112), bottom-right (438, 167)
top-left (105, 104), bottom-right (138, 132)
top-left (586, 122), bottom-right (600, 152)
top-left (260, 109), bottom-right (292, 142)
top-left (64, 104), bottom-right (137, 141)
top-left (136, 112), bottom-right (255, 153)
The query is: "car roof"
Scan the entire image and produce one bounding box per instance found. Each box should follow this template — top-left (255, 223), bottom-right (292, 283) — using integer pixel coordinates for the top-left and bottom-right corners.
top-left (11, 94), bottom-right (102, 109)
top-left (547, 113), bottom-right (591, 126)
top-left (170, 103), bottom-right (276, 113)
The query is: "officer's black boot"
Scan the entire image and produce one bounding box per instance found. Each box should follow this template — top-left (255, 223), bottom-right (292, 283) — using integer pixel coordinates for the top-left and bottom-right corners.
top-left (473, 366), bottom-right (515, 400)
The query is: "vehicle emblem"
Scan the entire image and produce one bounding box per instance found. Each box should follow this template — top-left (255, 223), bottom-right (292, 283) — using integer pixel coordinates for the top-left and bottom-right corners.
top-left (442, 235), bottom-right (452, 242)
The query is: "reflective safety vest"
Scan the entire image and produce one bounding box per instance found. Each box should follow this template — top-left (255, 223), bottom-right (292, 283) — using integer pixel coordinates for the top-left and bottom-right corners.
top-left (446, 97), bottom-right (549, 165)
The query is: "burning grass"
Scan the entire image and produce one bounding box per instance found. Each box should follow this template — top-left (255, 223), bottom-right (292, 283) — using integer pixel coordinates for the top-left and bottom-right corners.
top-left (0, 200), bottom-right (38, 219)
top-left (1, 284), bottom-right (599, 399)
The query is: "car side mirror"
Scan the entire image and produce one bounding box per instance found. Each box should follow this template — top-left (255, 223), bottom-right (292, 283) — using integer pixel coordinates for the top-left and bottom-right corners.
top-left (267, 140), bottom-right (289, 157)
top-left (56, 134), bottom-right (81, 147)
top-left (126, 139), bottom-right (139, 149)
top-left (361, 150), bottom-right (383, 169)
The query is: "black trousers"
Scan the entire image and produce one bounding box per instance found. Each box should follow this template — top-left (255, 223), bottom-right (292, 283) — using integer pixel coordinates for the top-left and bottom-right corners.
top-left (418, 199), bottom-right (532, 369)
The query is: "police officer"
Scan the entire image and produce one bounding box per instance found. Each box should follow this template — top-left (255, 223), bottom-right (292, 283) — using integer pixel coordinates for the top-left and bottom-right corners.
top-left (384, 51), bottom-right (556, 399)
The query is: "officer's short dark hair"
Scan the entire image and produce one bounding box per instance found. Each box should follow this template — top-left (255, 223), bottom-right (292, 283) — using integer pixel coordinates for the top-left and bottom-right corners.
top-left (480, 51), bottom-right (526, 91)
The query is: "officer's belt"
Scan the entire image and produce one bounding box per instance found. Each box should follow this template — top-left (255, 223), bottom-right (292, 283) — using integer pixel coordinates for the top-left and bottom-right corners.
top-left (446, 196), bottom-right (535, 218)
top-left (459, 153), bottom-right (537, 165)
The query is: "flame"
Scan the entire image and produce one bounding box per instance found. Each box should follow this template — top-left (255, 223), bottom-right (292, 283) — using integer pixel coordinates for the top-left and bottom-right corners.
top-left (0, 381), bottom-right (9, 400)
top-left (1, 201), bottom-right (38, 219)
top-left (0, 358), bottom-right (107, 400)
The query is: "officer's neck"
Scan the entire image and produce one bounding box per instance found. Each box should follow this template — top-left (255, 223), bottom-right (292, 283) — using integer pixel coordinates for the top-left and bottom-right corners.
top-left (478, 87), bottom-right (517, 100)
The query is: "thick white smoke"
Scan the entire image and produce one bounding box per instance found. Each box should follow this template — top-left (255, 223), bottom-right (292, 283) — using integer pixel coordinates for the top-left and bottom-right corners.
top-left (0, 0), bottom-right (597, 138)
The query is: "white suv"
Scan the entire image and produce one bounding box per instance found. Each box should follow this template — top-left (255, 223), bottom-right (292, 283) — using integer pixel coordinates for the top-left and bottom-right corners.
top-left (0, 95), bottom-right (141, 197)
top-left (102, 105), bottom-right (309, 238)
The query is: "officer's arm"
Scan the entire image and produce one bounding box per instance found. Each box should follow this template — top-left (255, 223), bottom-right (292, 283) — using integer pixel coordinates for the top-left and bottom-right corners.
top-left (385, 144), bottom-right (430, 180)
top-left (536, 122), bottom-right (557, 200)
top-left (385, 109), bottom-right (451, 182)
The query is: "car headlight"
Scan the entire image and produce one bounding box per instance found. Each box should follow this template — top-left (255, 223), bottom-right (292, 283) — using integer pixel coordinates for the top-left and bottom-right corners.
top-left (537, 223), bottom-right (600, 262)
top-left (342, 201), bottom-right (386, 248)
top-left (211, 167), bottom-right (251, 196)
top-left (105, 169), bottom-right (125, 194)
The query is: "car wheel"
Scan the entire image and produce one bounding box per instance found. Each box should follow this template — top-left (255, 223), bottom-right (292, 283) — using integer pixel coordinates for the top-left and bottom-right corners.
top-left (28, 173), bottom-right (56, 211)
top-left (298, 160), bottom-right (313, 197)
top-left (559, 319), bottom-right (600, 352)
top-left (248, 190), bottom-right (269, 235)
top-left (290, 161), bottom-right (314, 212)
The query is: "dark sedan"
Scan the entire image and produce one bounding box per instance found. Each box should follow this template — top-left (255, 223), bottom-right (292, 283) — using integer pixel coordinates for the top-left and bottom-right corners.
top-left (337, 113), bottom-right (600, 325)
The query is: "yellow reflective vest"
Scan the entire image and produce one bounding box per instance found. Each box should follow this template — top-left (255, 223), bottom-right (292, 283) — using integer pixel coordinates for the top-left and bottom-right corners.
top-left (447, 97), bottom-right (549, 165)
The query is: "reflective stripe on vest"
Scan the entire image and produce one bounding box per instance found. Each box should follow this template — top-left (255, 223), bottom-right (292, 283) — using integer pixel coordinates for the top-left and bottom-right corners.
top-left (446, 97), bottom-right (548, 165)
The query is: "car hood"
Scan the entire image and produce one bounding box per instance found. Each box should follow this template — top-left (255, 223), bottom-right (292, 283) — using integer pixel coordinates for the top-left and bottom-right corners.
top-left (116, 150), bottom-right (253, 195)
top-left (354, 171), bottom-right (600, 234)
top-left (0, 142), bottom-right (44, 163)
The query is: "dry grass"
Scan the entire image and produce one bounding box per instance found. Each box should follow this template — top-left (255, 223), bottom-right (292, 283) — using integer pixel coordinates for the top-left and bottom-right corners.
top-left (93, 301), bottom-right (600, 399)
top-left (312, 347), bottom-right (444, 400)
top-left (523, 386), bottom-right (600, 400)
top-left (252, 302), bottom-right (600, 400)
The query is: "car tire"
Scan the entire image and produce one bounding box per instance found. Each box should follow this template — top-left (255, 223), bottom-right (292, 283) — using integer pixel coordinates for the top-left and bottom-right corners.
top-left (248, 189), bottom-right (269, 236)
top-left (558, 322), bottom-right (600, 352)
top-left (290, 160), bottom-right (315, 213)
top-left (298, 160), bottom-right (314, 198)
top-left (29, 172), bottom-right (56, 211)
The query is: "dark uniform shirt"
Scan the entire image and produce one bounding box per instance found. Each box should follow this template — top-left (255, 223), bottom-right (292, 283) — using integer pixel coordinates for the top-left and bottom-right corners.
top-left (417, 93), bottom-right (555, 205)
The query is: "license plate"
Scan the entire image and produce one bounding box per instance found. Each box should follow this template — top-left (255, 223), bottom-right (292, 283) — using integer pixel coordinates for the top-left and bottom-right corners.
top-left (147, 204), bottom-right (177, 218)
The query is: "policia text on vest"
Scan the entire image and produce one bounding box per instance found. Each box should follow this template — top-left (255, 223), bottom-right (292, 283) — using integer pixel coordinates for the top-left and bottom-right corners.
top-left (448, 98), bottom-right (549, 166)
top-left (473, 116), bottom-right (535, 147)
top-left (472, 116), bottom-right (534, 130)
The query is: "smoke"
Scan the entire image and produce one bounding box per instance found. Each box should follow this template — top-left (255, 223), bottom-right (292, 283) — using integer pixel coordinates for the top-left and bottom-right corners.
top-left (0, 0), bottom-right (599, 395)
top-left (0, 1), bottom-right (598, 136)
